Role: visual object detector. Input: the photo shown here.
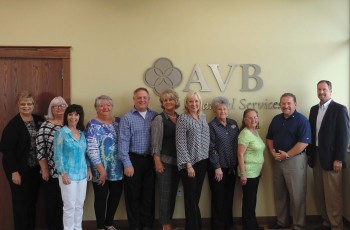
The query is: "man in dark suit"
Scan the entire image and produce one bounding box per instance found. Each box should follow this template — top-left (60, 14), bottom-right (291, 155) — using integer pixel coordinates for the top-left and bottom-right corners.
top-left (307, 80), bottom-right (350, 230)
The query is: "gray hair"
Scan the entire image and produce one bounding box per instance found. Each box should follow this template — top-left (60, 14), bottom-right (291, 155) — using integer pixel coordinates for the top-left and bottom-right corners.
top-left (94, 95), bottom-right (113, 108)
top-left (211, 96), bottom-right (229, 112)
top-left (46, 96), bottom-right (68, 119)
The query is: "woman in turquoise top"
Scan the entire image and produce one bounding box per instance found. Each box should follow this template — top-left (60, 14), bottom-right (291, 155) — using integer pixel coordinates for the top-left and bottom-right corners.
top-left (85, 95), bottom-right (123, 230)
top-left (237, 108), bottom-right (265, 230)
top-left (54, 104), bottom-right (92, 230)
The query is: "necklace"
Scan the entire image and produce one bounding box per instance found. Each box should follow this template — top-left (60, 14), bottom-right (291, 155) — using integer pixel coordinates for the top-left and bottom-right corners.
top-left (165, 111), bottom-right (177, 119)
top-left (167, 113), bottom-right (176, 119)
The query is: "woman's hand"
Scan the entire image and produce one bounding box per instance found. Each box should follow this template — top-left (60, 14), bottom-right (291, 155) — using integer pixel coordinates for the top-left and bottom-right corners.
top-left (41, 168), bottom-right (50, 181)
top-left (214, 168), bottom-right (223, 182)
top-left (12, 171), bottom-right (21, 185)
top-left (187, 164), bottom-right (195, 178)
top-left (240, 175), bottom-right (247, 186)
top-left (124, 166), bottom-right (134, 177)
top-left (87, 167), bottom-right (93, 181)
top-left (39, 160), bottom-right (50, 181)
top-left (98, 170), bottom-right (106, 185)
top-left (62, 173), bottom-right (71, 185)
top-left (96, 164), bottom-right (107, 185)
top-left (154, 155), bottom-right (165, 174)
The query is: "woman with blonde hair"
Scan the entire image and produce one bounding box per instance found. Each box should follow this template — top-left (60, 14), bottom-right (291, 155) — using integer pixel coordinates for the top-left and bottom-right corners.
top-left (151, 89), bottom-right (181, 230)
top-left (176, 90), bottom-right (209, 230)
top-left (1, 90), bottom-right (44, 230)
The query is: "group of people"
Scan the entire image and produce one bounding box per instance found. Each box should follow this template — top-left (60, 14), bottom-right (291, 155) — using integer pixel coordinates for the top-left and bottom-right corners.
top-left (0, 79), bottom-right (349, 230)
top-left (1, 93), bottom-right (122, 230)
top-left (266, 80), bottom-right (350, 230)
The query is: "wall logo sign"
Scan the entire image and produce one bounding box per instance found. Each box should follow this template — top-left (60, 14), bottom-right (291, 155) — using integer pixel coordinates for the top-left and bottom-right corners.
top-left (144, 58), bottom-right (182, 95)
top-left (144, 57), bottom-right (279, 110)
top-left (145, 57), bottom-right (264, 95)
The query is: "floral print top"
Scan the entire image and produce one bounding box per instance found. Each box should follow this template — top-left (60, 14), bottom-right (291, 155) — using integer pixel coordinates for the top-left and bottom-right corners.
top-left (85, 118), bottom-right (123, 182)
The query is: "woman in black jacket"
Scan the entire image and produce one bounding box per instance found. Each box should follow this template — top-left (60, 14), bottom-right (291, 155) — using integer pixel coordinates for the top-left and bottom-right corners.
top-left (1, 91), bottom-right (44, 230)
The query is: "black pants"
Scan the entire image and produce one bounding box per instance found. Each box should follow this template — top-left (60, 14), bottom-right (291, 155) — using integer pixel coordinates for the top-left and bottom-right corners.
top-left (7, 166), bottom-right (41, 230)
top-left (43, 177), bottom-right (63, 230)
top-left (93, 180), bottom-right (123, 229)
top-left (242, 176), bottom-right (260, 230)
top-left (124, 153), bottom-right (155, 230)
top-left (208, 168), bottom-right (236, 230)
top-left (180, 159), bottom-right (208, 230)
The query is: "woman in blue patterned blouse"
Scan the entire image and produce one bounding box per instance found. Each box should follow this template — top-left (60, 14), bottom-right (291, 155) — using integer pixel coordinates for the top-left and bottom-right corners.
top-left (208, 96), bottom-right (239, 230)
top-left (176, 90), bottom-right (210, 230)
top-left (54, 104), bottom-right (92, 230)
top-left (85, 95), bottom-right (123, 230)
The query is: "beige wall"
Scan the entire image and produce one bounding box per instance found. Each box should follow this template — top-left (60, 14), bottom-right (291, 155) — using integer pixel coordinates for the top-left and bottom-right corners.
top-left (0, 0), bottom-right (349, 221)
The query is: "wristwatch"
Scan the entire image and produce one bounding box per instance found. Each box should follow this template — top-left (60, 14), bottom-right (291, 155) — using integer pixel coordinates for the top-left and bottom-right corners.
top-left (285, 153), bottom-right (290, 160)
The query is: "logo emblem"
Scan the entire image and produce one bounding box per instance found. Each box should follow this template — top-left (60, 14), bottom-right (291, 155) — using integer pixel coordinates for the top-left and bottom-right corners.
top-left (144, 58), bottom-right (182, 95)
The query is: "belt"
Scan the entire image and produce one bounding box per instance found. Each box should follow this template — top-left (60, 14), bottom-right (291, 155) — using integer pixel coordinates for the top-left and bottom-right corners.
top-left (292, 150), bottom-right (306, 157)
top-left (129, 152), bottom-right (152, 158)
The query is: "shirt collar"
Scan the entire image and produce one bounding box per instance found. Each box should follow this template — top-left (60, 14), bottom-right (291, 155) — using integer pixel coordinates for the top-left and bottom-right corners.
top-left (214, 117), bottom-right (234, 126)
top-left (319, 99), bottom-right (332, 109)
top-left (131, 107), bottom-right (150, 113)
top-left (280, 110), bottom-right (298, 120)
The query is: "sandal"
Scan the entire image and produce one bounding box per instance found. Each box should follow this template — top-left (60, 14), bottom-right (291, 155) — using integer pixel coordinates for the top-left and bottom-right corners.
top-left (105, 226), bottom-right (117, 230)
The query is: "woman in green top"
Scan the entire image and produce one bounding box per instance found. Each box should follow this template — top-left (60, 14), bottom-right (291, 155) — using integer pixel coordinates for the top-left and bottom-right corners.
top-left (238, 108), bottom-right (265, 230)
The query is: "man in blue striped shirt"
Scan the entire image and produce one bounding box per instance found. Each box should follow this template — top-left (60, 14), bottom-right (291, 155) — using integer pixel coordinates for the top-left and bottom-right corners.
top-left (118, 87), bottom-right (157, 230)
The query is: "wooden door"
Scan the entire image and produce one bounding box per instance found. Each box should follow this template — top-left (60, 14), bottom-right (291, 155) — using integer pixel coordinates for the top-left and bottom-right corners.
top-left (0, 46), bottom-right (71, 230)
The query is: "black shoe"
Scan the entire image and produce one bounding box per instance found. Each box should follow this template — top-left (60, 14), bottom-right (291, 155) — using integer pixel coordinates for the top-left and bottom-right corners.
top-left (226, 226), bottom-right (238, 230)
top-left (317, 226), bottom-right (331, 230)
top-left (267, 222), bottom-right (284, 229)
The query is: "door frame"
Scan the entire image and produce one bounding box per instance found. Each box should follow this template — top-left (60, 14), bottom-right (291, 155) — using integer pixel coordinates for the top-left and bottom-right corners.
top-left (0, 46), bottom-right (71, 101)
top-left (0, 46), bottom-right (71, 229)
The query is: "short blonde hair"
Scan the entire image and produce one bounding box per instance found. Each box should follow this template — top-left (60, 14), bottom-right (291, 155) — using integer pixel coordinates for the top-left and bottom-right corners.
top-left (184, 90), bottom-right (202, 115)
top-left (46, 96), bottom-right (68, 119)
top-left (16, 90), bottom-right (35, 105)
top-left (159, 89), bottom-right (180, 109)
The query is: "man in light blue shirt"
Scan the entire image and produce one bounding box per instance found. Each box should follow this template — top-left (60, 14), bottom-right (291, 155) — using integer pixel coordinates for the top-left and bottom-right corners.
top-left (118, 87), bottom-right (157, 230)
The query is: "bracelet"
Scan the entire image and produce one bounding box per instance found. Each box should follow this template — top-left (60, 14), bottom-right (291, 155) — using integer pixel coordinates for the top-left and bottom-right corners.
top-left (240, 172), bottom-right (245, 176)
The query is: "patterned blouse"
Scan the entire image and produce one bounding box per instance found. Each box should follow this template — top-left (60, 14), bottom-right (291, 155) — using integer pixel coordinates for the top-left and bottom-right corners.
top-left (54, 126), bottom-right (89, 181)
top-left (85, 118), bottom-right (123, 182)
top-left (24, 120), bottom-right (39, 167)
top-left (208, 117), bottom-right (239, 170)
top-left (176, 112), bottom-right (210, 170)
top-left (36, 120), bottom-right (63, 178)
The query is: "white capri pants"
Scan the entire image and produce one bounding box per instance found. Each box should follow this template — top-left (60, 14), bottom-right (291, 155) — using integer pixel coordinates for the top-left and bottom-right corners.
top-left (59, 176), bottom-right (87, 230)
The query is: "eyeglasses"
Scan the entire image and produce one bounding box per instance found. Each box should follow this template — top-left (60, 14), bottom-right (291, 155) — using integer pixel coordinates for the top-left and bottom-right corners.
top-left (52, 104), bottom-right (67, 109)
top-left (19, 102), bottom-right (34, 106)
